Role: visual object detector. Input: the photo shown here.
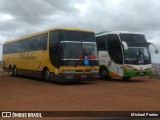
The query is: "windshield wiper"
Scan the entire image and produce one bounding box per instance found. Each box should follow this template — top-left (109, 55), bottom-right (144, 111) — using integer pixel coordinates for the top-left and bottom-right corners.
top-left (135, 47), bottom-right (147, 65)
top-left (74, 59), bottom-right (82, 67)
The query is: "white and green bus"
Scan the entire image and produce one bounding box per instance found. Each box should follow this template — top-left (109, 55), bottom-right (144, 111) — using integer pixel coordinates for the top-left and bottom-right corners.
top-left (96, 31), bottom-right (158, 80)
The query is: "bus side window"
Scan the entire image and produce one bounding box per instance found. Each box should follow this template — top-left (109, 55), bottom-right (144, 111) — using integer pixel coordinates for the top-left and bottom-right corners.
top-left (49, 31), bottom-right (61, 68)
top-left (96, 36), bottom-right (107, 51)
top-left (107, 34), bottom-right (123, 64)
top-left (50, 31), bottom-right (59, 53)
top-left (37, 34), bottom-right (48, 50)
top-left (28, 37), bottom-right (36, 51)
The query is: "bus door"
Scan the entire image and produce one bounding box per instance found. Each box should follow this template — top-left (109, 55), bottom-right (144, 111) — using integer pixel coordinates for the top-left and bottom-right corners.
top-left (106, 34), bottom-right (124, 77)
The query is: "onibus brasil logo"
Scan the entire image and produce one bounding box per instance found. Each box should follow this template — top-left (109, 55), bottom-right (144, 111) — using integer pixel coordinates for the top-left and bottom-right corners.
top-left (2, 112), bottom-right (42, 118)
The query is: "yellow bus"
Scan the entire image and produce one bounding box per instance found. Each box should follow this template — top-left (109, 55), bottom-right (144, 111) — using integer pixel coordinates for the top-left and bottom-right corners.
top-left (3, 28), bottom-right (99, 82)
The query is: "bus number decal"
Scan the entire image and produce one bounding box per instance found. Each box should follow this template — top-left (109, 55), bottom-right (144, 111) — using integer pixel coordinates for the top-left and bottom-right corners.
top-left (38, 63), bottom-right (43, 71)
top-left (108, 61), bottom-right (111, 66)
top-left (19, 52), bottom-right (36, 61)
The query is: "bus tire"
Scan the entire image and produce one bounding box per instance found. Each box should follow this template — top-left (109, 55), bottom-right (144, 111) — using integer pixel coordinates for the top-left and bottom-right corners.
top-left (9, 65), bottom-right (13, 76)
top-left (122, 77), bottom-right (131, 81)
top-left (13, 67), bottom-right (17, 77)
top-left (42, 68), bottom-right (51, 82)
top-left (99, 67), bottom-right (109, 80)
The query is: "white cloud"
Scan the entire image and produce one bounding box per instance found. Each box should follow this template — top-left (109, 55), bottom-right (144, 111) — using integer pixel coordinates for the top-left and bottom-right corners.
top-left (151, 54), bottom-right (160, 63)
top-left (0, 13), bottom-right (14, 22)
top-left (0, 0), bottom-right (160, 63)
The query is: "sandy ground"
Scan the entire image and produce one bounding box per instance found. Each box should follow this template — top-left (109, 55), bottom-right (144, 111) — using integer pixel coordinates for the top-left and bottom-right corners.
top-left (0, 75), bottom-right (160, 111)
top-left (0, 67), bottom-right (160, 119)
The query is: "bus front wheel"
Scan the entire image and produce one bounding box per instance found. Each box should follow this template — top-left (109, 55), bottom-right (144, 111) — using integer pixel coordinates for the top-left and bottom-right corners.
top-left (12, 67), bottom-right (17, 77)
top-left (100, 67), bottom-right (109, 80)
top-left (42, 69), bottom-right (51, 82)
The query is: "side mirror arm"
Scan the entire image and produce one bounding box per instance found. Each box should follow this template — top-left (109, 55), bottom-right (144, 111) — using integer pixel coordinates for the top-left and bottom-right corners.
top-left (148, 42), bottom-right (158, 54)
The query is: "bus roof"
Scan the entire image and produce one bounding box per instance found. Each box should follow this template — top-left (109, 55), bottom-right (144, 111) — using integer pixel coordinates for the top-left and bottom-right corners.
top-left (4, 28), bottom-right (93, 44)
top-left (96, 31), bottom-right (143, 37)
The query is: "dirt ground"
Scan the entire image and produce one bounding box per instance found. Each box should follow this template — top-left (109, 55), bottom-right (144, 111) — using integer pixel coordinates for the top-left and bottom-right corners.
top-left (0, 66), bottom-right (159, 120)
top-left (0, 73), bottom-right (160, 119)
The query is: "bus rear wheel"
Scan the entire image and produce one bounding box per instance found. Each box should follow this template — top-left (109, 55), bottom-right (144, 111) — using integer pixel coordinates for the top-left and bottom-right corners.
top-left (42, 69), bottom-right (51, 82)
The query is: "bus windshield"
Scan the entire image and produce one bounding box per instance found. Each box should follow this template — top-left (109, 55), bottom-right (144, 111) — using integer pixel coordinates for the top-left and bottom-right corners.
top-left (50, 30), bottom-right (98, 66)
top-left (120, 34), bottom-right (148, 47)
top-left (63, 31), bottom-right (96, 42)
top-left (120, 34), bottom-right (151, 65)
top-left (63, 42), bottom-right (82, 59)
top-left (62, 42), bottom-right (97, 60)
top-left (124, 47), bottom-right (151, 65)
top-left (56, 30), bottom-right (98, 66)
top-left (83, 43), bottom-right (97, 59)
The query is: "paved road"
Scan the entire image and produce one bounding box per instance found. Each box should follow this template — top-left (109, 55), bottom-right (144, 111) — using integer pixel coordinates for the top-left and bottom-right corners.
top-left (0, 75), bottom-right (160, 113)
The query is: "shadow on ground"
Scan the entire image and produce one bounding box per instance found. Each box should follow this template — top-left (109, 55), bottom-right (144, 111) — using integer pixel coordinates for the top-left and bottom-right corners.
top-left (100, 77), bottom-right (152, 83)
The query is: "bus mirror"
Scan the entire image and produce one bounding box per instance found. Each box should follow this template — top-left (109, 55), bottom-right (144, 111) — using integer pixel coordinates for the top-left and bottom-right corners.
top-left (148, 42), bottom-right (158, 54)
top-left (122, 41), bottom-right (128, 55)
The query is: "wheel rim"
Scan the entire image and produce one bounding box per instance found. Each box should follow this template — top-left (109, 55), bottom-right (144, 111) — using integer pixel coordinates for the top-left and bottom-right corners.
top-left (9, 68), bottom-right (12, 75)
top-left (101, 68), bottom-right (107, 78)
top-left (13, 68), bottom-right (17, 76)
top-left (45, 71), bottom-right (50, 81)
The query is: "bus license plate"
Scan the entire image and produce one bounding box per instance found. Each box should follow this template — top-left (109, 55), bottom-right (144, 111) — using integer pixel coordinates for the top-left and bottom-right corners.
top-left (81, 75), bottom-right (87, 78)
top-left (139, 73), bottom-right (144, 76)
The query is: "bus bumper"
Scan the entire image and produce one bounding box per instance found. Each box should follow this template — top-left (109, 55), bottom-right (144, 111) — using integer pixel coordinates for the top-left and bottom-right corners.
top-left (50, 72), bottom-right (99, 82)
top-left (124, 69), bottom-right (152, 77)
